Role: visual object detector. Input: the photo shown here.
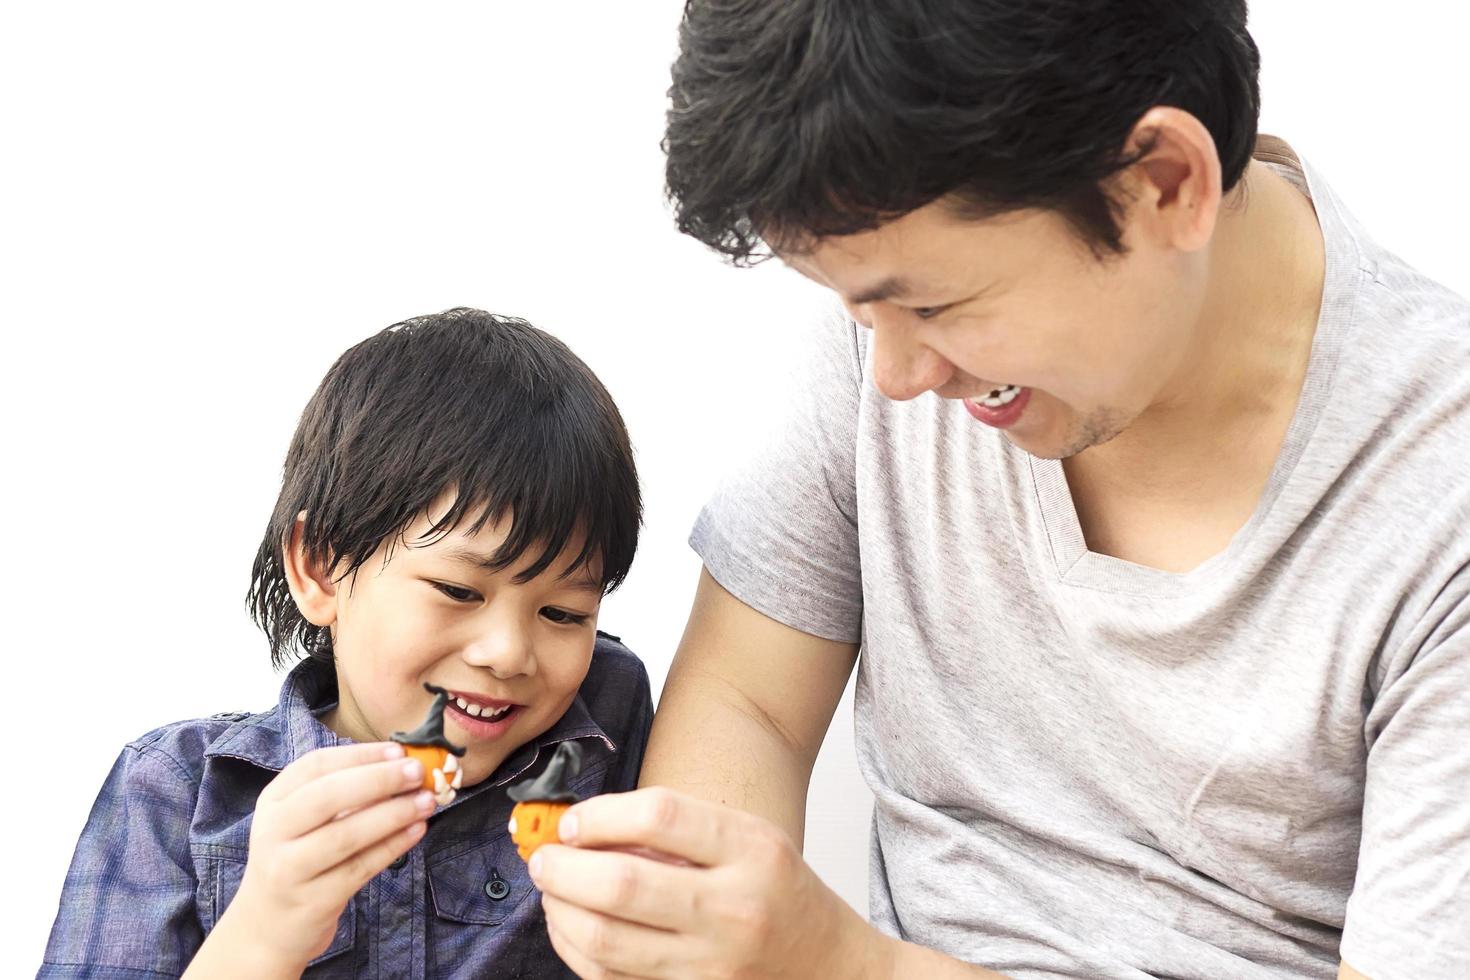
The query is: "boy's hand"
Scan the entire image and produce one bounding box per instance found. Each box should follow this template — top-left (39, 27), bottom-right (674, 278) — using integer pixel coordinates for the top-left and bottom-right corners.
top-left (215, 742), bottom-right (433, 972)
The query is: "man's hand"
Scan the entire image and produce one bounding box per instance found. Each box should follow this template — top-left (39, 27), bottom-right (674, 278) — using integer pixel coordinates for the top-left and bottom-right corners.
top-left (184, 742), bottom-right (433, 978)
top-left (530, 786), bottom-right (894, 980)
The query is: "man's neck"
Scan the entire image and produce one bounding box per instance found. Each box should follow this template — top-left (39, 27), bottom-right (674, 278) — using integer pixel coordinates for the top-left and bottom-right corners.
top-left (1061, 159), bottom-right (1328, 570)
top-left (1091, 160), bottom-right (1325, 483)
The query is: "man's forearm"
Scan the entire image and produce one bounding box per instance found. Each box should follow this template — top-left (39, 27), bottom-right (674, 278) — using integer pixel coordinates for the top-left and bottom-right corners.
top-left (639, 661), bottom-right (815, 845)
top-left (874, 935), bottom-right (1011, 980)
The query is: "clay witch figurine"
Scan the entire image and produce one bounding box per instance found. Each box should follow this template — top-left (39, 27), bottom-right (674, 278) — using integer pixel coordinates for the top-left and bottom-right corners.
top-left (507, 741), bottom-right (584, 861)
top-left (391, 683), bottom-right (468, 806)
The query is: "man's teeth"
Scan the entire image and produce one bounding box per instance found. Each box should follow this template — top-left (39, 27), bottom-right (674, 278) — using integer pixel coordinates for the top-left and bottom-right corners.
top-left (979, 384), bottom-right (1021, 408)
top-left (455, 696), bottom-right (512, 720)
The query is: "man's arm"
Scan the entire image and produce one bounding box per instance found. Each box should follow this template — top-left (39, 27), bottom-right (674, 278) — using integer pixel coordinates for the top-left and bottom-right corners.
top-left (638, 568), bottom-right (858, 847)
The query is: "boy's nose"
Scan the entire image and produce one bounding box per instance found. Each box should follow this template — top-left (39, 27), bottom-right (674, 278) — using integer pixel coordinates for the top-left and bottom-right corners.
top-left (460, 628), bottom-right (536, 679)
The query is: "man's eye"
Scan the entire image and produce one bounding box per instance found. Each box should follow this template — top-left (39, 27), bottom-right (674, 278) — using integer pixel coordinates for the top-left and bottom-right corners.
top-left (432, 582), bottom-right (480, 603)
top-left (913, 306), bottom-right (944, 320)
top-left (541, 607), bottom-right (591, 626)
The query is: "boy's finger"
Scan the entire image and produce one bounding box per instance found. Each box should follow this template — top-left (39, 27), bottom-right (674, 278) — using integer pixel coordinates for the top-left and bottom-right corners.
top-left (259, 742), bottom-right (405, 804)
top-left (287, 790), bottom-right (435, 880)
top-left (316, 814), bottom-right (431, 897)
top-left (272, 756), bottom-right (426, 840)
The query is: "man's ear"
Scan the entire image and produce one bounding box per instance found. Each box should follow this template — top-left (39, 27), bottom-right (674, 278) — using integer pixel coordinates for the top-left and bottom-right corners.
top-left (283, 511), bottom-right (339, 628)
top-left (1119, 106), bottom-right (1224, 254)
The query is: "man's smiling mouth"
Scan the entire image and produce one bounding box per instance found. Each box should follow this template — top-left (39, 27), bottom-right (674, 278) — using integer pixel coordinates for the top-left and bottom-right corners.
top-left (967, 384), bottom-right (1023, 407)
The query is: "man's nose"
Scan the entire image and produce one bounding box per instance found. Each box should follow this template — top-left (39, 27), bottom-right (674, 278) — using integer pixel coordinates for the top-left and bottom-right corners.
top-left (865, 306), bottom-right (953, 401)
top-left (460, 616), bottom-right (536, 679)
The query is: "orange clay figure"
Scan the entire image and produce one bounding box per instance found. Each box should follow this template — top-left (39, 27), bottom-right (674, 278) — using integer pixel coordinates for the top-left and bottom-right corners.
top-left (391, 683), bottom-right (467, 806)
top-left (507, 741), bottom-right (585, 861)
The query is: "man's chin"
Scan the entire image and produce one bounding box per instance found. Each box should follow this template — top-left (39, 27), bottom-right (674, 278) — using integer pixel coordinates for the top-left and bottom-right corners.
top-left (1003, 430), bottom-right (1086, 461)
top-left (1001, 411), bottom-right (1129, 461)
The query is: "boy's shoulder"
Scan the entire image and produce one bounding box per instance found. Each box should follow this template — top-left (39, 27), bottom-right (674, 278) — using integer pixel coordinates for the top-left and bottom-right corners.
top-left (582, 631), bottom-right (653, 717)
top-left (122, 703), bottom-right (285, 788)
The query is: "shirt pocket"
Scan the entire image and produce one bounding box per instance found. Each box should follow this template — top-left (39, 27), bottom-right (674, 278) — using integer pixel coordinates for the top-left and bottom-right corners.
top-left (198, 851), bottom-right (358, 976)
top-left (427, 829), bottom-right (573, 976)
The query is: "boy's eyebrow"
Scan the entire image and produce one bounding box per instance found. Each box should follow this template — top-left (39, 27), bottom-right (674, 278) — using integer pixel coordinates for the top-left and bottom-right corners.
top-left (439, 545), bottom-right (603, 595)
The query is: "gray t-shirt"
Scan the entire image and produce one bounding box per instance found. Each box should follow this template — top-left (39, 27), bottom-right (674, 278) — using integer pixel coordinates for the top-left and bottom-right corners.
top-left (691, 139), bottom-right (1470, 980)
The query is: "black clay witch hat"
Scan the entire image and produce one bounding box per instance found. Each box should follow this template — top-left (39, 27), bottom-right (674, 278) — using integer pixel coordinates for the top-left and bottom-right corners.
top-left (508, 741), bottom-right (584, 802)
top-left (390, 683), bottom-right (468, 756)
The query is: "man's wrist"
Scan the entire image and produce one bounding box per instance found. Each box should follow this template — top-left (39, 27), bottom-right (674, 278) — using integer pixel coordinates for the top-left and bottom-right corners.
top-left (824, 905), bottom-right (899, 980)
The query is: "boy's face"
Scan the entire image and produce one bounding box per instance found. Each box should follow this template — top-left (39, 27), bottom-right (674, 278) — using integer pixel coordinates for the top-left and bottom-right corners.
top-left (781, 188), bottom-right (1211, 461)
top-left (314, 498), bottom-right (603, 790)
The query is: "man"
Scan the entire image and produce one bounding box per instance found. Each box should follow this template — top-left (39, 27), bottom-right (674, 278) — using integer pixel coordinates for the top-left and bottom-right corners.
top-left (529, 2), bottom-right (1470, 977)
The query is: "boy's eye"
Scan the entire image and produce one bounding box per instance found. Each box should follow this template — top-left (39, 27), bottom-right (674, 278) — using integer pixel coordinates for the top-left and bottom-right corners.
top-left (913, 305), bottom-right (945, 320)
top-left (432, 582), bottom-right (481, 603)
top-left (540, 606), bottom-right (591, 627)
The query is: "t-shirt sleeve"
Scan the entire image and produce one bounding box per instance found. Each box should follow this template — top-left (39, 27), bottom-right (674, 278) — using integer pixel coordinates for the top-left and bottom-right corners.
top-left (690, 306), bottom-right (864, 643)
top-left (1340, 586), bottom-right (1470, 980)
top-left (41, 744), bottom-right (204, 978)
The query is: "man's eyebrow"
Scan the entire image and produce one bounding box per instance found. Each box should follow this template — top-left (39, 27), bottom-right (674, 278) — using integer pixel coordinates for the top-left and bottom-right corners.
top-left (439, 545), bottom-right (603, 595)
top-left (848, 276), bottom-right (916, 306)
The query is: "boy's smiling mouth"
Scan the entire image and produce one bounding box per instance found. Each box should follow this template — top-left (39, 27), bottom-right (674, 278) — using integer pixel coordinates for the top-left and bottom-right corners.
top-left (443, 689), bottom-right (522, 737)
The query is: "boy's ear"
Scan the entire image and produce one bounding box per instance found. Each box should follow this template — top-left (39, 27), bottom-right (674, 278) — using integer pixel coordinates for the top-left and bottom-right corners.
top-left (283, 511), bottom-right (339, 628)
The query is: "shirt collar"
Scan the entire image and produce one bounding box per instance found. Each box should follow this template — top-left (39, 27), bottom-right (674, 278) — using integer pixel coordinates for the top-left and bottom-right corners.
top-left (204, 657), bottom-right (617, 794)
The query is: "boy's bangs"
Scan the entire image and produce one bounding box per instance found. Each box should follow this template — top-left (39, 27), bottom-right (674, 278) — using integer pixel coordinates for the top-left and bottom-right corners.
top-left (252, 309), bottom-right (641, 667)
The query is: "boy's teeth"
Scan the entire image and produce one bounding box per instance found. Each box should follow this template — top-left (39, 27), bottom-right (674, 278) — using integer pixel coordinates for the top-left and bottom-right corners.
top-left (452, 696), bottom-right (511, 720)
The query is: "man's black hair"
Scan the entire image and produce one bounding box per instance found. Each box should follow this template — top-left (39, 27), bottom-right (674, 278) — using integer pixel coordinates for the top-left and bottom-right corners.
top-left (248, 307), bottom-right (641, 668)
top-left (664, 0), bottom-right (1261, 262)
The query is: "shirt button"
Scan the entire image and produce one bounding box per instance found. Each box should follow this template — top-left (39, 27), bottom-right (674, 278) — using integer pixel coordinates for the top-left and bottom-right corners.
top-left (388, 854), bottom-right (408, 871)
top-left (485, 871), bottom-right (510, 900)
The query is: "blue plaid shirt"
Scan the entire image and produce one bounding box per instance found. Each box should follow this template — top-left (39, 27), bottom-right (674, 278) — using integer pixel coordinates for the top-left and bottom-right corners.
top-left (41, 633), bottom-right (652, 979)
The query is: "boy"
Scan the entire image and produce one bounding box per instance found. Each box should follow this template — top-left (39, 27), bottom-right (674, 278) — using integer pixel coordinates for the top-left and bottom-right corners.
top-left (41, 307), bottom-right (650, 978)
top-left (530, 2), bottom-right (1470, 979)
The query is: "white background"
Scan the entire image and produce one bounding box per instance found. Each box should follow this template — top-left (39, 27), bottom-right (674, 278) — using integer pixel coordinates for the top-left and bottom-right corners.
top-left (4, 2), bottom-right (1467, 972)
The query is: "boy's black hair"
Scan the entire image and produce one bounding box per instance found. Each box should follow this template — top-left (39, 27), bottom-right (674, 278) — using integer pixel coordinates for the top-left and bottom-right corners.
top-left (664, 0), bottom-right (1261, 262)
top-left (248, 308), bottom-right (641, 668)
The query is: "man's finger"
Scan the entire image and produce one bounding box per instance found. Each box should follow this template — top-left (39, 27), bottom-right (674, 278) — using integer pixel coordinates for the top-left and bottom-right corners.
top-left (557, 787), bottom-right (754, 867)
top-left (259, 742), bottom-right (405, 804)
top-left (545, 917), bottom-right (644, 980)
top-left (531, 843), bottom-right (703, 932)
top-left (542, 892), bottom-right (688, 980)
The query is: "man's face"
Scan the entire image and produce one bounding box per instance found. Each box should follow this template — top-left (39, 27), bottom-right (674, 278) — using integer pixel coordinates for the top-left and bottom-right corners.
top-left (321, 500), bottom-right (602, 789)
top-left (782, 195), bottom-right (1211, 459)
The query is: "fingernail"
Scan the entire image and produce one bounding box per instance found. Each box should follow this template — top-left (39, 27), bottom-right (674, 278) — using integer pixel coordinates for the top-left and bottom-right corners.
top-left (383, 743), bottom-right (405, 759)
top-left (414, 791), bottom-right (434, 813)
top-left (528, 851), bottom-right (543, 878)
top-left (403, 760), bottom-right (424, 783)
top-left (558, 812), bottom-right (579, 843)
